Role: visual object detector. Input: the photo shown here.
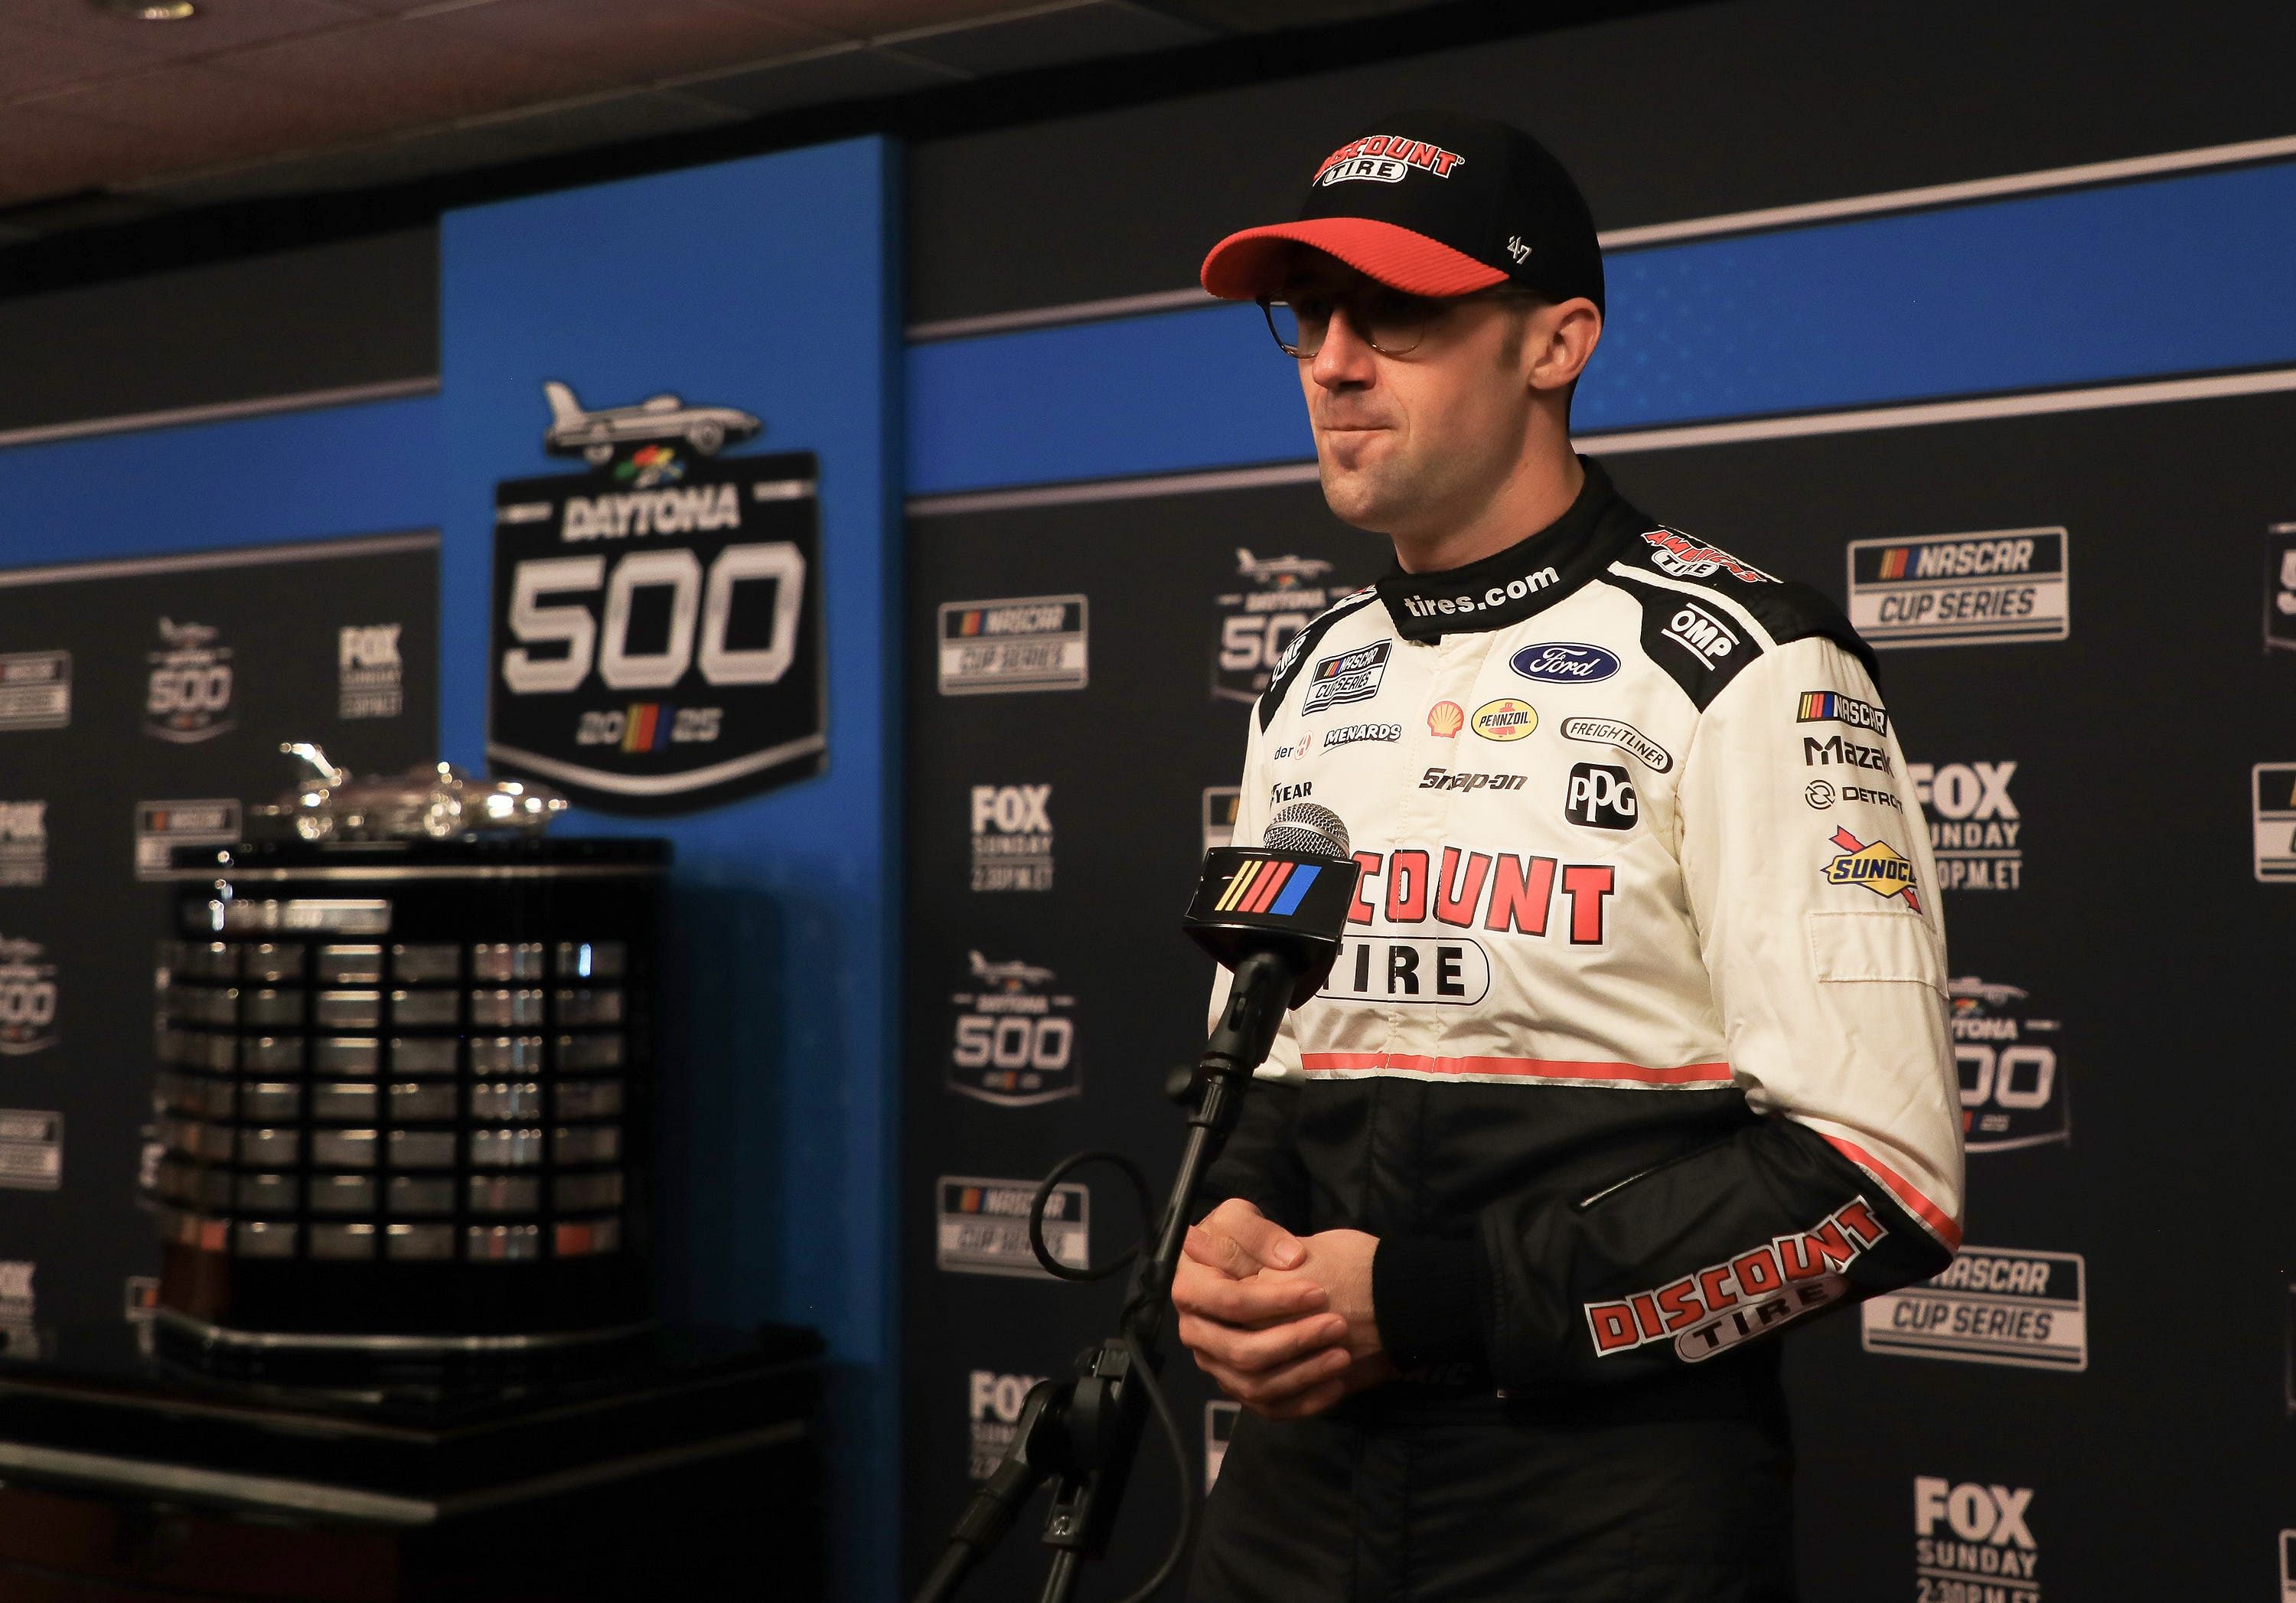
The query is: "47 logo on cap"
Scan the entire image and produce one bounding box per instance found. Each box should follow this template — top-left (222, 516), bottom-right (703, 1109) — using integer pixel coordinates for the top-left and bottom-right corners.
top-left (1822, 827), bottom-right (1921, 911)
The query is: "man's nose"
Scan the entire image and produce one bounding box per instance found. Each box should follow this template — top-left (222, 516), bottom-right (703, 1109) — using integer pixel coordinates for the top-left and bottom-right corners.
top-left (1309, 305), bottom-right (1377, 390)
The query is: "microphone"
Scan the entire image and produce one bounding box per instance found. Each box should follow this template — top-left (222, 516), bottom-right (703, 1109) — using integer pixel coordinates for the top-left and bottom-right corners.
top-left (1183, 802), bottom-right (1359, 1080)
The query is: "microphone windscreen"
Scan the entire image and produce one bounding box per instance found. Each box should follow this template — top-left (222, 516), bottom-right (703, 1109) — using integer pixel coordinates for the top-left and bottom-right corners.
top-left (1262, 801), bottom-right (1350, 860)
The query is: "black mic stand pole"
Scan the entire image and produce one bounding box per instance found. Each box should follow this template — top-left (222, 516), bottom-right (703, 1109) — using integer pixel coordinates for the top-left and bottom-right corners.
top-left (912, 946), bottom-right (1296, 1603)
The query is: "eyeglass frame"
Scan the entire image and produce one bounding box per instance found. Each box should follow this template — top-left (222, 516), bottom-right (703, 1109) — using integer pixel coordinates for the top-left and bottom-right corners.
top-left (1256, 282), bottom-right (1546, 359)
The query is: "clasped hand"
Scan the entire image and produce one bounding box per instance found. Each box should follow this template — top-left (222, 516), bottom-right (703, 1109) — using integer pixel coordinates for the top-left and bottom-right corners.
top-left (1170, 1199), bottom-right (1397, 1420)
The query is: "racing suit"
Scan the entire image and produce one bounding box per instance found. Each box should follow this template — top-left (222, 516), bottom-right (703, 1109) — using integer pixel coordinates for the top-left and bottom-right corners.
top-left (1187, 457), bottom-right (1963, 1602)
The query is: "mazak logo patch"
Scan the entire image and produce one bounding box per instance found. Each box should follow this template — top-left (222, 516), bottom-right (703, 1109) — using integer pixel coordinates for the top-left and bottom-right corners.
top-left (1849, 527), bottom-right (2069, 649)
top-left (970, 784), bottom-right (1052, 893)
top-left (0, 652), bottom-right (70, 732)
top-left (1912, 760), bottom-right (2020, 891)
top-left (1557, 717), bottom-right (1671, 773)
top-left (1302, 640), bottom-right (1391, 713)
top-left (1659, 602), bottom-right (1740, 669)
top-left (144, 618), bottom-right (234, 743)
top-left (1641, 528), bottom-right (1774, 583)
top-left (1822, 828), bottom-right (1921, 910)
top-left (1803, 733), bottom-right (1891, 772)
top-left (1914, 1478), bottom-right (2040, 1600)
top-left (936, 1177), bottom-right (1088, 1278)
top-left (0, 802), bottom-right (46, 888)
top-left (1215, 548), bottom-right (1338, 704)
top-left (1862, 1246), bottom-right (2087, 1371)
top-left (1314, 134), bottom-right (1465, 187)
top-left (1951, 976), bottom-right (2066, 1151)
top-left (948, 952), bottom-right (1078, 1106)
top-left (1584, 1198), bottom-right (1884, 1362)
top-left (967, 1370), bottom-right (1047, 1479)
top-left (338, 623), bottom-right (404, 720)
top-left (134, 799), bottom-right (242, 883)
top-left (0, 937), bottom-right (58, 1057)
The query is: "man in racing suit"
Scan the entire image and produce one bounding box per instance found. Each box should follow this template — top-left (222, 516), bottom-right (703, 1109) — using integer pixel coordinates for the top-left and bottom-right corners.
top-left (1173, 109), bottom-right (1963, 1601)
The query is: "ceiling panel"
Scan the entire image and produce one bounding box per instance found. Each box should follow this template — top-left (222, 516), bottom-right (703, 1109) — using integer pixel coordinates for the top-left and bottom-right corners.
top-left (733, 0), bottom-right (1046, 40)
top-left (0, 15), bottom-right (129, 100)
top-left (206, 18), bottom-right (614, 132)
top-left (425, 0), bottom-right (830, 83)
top-left (676, 41), bottom-right (963, 117)
top-left (888, 1), bottom-right (1208, 73)
top-left (0, 0), bottom-right (368, 62)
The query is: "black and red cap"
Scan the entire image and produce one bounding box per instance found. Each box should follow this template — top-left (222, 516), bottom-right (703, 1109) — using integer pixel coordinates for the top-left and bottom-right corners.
top-left (1201, 109), bottom-right (1604, 313)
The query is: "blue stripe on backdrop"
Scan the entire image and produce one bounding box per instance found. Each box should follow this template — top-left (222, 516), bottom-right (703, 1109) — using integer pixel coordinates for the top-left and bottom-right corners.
top-left (0, 397), bottom-right (441, 557)
top-left (905, 158), bottom-right (2296, 497)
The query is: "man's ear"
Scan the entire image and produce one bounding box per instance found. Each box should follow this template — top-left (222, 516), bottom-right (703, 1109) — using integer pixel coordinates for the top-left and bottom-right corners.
top-left (1528, 298), bottom-right (1603, 394)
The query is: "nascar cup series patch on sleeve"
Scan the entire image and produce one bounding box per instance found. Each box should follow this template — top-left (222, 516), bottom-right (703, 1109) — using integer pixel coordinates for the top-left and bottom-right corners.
top-left (1845, 527), bottom-right (2069, 648)
top-left (1303, 639), bottom-right (1391, 713)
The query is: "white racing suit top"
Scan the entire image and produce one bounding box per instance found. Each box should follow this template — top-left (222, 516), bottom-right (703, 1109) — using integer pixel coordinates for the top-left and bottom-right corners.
top-left (1205, 455), bottom-right (1965, 1387)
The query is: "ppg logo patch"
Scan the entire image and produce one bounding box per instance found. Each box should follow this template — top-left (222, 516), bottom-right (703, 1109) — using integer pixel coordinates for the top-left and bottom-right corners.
top-left (1563, 762), bottom-right (1638, 831)
top-left (1302, 640), bottom-right (1391, 714)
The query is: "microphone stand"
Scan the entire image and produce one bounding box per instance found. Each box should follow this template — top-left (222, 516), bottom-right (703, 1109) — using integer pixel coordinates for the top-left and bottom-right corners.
top-left (913, 947), bottom-right (1297, 1603)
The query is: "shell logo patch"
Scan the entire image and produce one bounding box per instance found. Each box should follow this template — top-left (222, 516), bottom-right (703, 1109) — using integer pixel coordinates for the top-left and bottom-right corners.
top-left (1822, 827), bottom-right (1921, 911)
top-left (1470, 698), bottom-right (1538, 742)
top-left (1427, 700), bottom-right (1465, 737)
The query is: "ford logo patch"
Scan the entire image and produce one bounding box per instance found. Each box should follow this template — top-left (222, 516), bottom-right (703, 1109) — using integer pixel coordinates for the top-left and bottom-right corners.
top-left (1510, 643), bottom-right (1619, 684)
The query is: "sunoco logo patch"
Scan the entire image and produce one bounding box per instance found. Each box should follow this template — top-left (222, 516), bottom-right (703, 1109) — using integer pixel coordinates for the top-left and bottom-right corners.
top-left (1862, 1246), bottom-right (2086, 1371)
top-left (1821, 828), bottom-right (1921, 910)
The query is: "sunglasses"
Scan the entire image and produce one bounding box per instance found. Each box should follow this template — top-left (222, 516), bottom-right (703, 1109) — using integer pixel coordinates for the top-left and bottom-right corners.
top-left (1257, 284), bottom-right (1525, 358)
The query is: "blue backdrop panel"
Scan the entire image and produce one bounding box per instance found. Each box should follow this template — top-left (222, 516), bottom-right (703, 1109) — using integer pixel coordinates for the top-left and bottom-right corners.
top-left (437, 138), bottom-right (901, 1598)
top-left (905, 158), bottom-right (2296, 496)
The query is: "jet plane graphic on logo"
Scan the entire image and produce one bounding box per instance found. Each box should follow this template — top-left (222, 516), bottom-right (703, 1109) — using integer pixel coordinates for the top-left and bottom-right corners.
top-left (1234, 550), bottom-right (1332, 588)
top-left (542, 380), bottom-right (762, 467)
top-left (967, 952), bottom-right (1055, 990)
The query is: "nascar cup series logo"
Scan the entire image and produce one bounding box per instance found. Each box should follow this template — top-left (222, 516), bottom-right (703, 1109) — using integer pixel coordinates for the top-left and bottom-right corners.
top-left (0, 1260), bottom-right (31, 1358)
top-left (0, 1112), bottom-right (60, 1193)
top-left (338, 623), bottom-right (404, 720)
top-left (935, 1177), bottom-right (1088, 1278)
top-left (938, 596), bottom-right (1089, 696)
top-left (1862, 1246), bottom-right (2086, 1371)
top-left (1951, 976), bottom-right (2066, 1151)
top-left (1303, 640), bottom-right (1391, 714)
top-left (0, 937), bottom-right (58, 1057)
top-left (1914, 1477), bottom-right (2040, 1601)
top-left (947, 952), bottom-right (1078, 1105)
top-left (1848, 527), bottom-right (2069, 648)
top-left (1213, 549), bottom-right (1336, 704)
top-left (144, 618), bottom-right (234, 743)
top-left (0, 802), bottom-right (46, 888)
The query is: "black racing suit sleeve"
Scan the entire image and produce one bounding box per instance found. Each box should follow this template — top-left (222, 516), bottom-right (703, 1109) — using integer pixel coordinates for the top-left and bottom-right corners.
top-left (1375, 635), bottom-right (1966, 1384)
top-left (1198, 1077), bottom-right (1310, 1234)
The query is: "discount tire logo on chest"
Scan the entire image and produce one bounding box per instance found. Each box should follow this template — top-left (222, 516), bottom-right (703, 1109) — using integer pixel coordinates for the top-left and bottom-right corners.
top-left (488, 429), bottom-right (824, 812)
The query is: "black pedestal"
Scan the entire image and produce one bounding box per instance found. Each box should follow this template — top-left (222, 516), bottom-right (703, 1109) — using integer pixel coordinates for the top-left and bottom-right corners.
top-left (0, 1322), bottom-right (823, 1601)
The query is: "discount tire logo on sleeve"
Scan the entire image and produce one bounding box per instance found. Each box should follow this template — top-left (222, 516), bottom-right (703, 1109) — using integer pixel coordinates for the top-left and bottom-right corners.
top-left (488, 442), bottom-right (823, 814)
